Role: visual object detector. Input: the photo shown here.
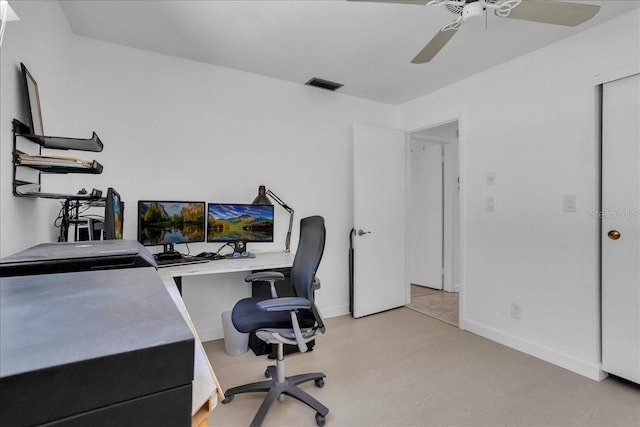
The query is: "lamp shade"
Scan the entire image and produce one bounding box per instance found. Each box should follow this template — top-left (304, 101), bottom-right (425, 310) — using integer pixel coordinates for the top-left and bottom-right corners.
top-left (252, 185), bottom-right (272, 205)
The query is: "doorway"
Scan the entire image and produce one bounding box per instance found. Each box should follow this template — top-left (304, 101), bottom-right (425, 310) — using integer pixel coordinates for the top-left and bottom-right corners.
top-left (406, 120), bottom-right (460, 327)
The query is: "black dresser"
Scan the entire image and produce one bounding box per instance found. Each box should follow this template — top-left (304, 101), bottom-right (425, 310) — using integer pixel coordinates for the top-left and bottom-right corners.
top-left (0, 266), bottom-right (194, 426)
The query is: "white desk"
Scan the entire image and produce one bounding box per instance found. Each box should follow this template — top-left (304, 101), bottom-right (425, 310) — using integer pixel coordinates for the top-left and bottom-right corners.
top-left (157, 251), bottom-right (296, 426)
top-left (158, 251), bottom-right (295, 285)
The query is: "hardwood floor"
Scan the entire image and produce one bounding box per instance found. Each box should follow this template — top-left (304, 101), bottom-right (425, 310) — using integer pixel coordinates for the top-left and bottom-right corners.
top-left (204, 308), bottom-right (640, 427)
top-left (407, 284), bottom-right (459, 327)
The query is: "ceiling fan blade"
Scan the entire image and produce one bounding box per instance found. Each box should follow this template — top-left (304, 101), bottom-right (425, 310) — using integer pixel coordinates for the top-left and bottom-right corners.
top-left (347, 0), bottom-right (429, 4)
top-left (411, 26), bottom-right (458, 64)
top-left (504, 0), bottom-right (600, 27)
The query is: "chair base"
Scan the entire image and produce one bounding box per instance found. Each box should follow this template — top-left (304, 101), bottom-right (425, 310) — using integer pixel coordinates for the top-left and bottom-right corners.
top-left (223, 365), bottom-right (329, 427)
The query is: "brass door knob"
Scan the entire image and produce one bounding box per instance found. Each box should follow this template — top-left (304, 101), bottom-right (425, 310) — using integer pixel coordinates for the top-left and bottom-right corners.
top-left (608, 230), bottom-right (621, 240)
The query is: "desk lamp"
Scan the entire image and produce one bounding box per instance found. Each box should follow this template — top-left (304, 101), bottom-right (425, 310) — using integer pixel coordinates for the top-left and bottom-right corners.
top-left (252, 185), bottom-right (294, 253)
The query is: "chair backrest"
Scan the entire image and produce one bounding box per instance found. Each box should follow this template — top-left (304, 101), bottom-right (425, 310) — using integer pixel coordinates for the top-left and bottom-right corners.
top-left (290, 216), bottom-right (325, 301)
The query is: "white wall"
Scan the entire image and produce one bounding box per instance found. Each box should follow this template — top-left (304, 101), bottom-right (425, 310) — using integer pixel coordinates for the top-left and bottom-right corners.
top-left (399, 10), bottom-right (640, 380)
top-left (68, 36), bottom-right (396, 339)
top-left (0, 0), bottom-right (76, 256)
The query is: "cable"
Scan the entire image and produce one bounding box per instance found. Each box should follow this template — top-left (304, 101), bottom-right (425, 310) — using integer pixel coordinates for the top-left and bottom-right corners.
top-left (215, 242), bottom-right (235, 256)
top-left (53, 203), bottom-right (66, 228)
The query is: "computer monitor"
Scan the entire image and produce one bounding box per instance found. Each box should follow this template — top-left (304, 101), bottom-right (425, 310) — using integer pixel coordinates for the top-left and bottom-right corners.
top-left (104, 187), bottom-right (124, 240)
top-left (138, 201), bottom-right (206, 253)
top-left (207, 203), bottom-right (274, 253)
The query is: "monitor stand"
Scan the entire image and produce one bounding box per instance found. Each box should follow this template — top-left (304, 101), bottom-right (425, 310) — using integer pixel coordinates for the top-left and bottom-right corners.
top-left (224, 241), bottom-right (256, 259)
top-left (232, 242), bottom-right (246, 254)
top-left (156, 243), bottom-right (181, 261)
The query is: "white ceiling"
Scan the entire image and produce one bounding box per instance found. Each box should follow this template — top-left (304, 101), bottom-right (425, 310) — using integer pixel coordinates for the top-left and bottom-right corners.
top-left (59, 0), bottom-right (640, 105)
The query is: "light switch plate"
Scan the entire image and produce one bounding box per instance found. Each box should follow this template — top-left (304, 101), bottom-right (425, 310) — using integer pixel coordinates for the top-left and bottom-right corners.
top-left (486, 172), bottom-right (495, 185)
top-left (563, 195), bottom-right (577, 213)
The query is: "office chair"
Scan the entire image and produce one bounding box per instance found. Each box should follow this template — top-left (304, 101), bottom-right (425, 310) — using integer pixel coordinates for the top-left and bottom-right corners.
top-left (222, 215), bottom-right (329, 427)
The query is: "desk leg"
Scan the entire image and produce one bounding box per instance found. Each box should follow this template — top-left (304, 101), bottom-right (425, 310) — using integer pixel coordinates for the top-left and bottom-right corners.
top-left (173, 276), bottom-right (182, 295)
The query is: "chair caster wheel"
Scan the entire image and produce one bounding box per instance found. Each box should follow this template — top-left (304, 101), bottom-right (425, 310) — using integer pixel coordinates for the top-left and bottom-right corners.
top-left (222, 394), bottom-right (234, 404)
top-left (315, 412), bottom-right (326, 426)
top-left (314, 378), bottom-right (325, 388)
top-left (265, 369), bottom-right (271, 378)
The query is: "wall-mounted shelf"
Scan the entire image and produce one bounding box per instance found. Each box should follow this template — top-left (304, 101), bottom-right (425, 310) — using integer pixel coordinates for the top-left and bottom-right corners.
top-left (12, 119), bottom-right (103, 151)
top-left (11, 119), bottom-right (106, 242)
top-left (11, 119), bottom-right (104, 199)
top-left (15, 155), bottom-right (103, 174)
top-left (12, 187), bottom-right (103, 200)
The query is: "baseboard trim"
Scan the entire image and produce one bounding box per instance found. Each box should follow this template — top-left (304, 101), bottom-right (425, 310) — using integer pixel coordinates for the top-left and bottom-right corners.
top-left (320, 304), bottom-right (351, 319)
top-left (464, 319), bottom-right (606, 381)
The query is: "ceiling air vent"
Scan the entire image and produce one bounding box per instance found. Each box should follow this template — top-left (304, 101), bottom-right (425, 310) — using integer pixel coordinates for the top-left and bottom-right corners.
top-left (305, 77), bottom-right (343, 91)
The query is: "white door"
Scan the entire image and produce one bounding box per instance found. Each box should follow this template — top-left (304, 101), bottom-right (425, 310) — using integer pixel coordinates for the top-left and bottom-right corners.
top-left (353, 124), bottom-right (406, 318)
top-left (409, 141), bottom-right (443, 289)
top-left (601, 73), bottom-right (640, 384)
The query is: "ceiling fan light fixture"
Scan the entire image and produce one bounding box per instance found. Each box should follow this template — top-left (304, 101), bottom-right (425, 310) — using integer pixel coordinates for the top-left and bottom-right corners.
top-left (462, 2), bottom-right (484, 22)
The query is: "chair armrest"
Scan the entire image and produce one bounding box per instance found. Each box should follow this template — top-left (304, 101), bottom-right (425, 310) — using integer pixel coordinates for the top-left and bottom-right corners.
top-left (256, 297), bottom-right (311, 312)
top-left (245, 271), bottom-right (285, 283)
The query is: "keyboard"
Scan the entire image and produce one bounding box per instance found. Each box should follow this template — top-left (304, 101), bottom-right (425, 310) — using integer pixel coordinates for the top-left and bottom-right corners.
top-left (155, 255), bottom-right (209, 268)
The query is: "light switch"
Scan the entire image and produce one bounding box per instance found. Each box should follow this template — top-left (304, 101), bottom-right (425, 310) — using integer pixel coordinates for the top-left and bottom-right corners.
top-left (486, 172), bottom-right (495, 186)
top-left (563, 195), bottom-right (577, 213)
top-left (486, 197), bottom-right (496, 212)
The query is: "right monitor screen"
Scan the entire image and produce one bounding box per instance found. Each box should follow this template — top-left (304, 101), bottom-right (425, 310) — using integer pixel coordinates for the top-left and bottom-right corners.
top-left (207, 203), bottom-right (274, 243)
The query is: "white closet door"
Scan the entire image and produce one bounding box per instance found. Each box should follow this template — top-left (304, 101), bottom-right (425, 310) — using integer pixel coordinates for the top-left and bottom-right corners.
top-left (601, 73), bottom-right (640, 384)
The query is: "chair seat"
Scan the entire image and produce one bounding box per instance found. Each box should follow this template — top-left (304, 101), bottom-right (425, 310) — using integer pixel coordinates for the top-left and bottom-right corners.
top-left (232, 297), bottom-right (316, 334)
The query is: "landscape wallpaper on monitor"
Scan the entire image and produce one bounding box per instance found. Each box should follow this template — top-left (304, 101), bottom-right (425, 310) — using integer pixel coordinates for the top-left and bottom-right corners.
top-left (112, 195), bottom-right (123, 240)
top-left (208, 204), bottom-right (274, 242)
top-left (139, 201), bottom-right (205, 245)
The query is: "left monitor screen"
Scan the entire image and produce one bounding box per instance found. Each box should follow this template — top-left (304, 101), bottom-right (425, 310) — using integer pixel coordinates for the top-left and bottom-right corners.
top-left (104, 187), bottom-right (124, 240)
top-left (137, 201), bottom-right (206, 246)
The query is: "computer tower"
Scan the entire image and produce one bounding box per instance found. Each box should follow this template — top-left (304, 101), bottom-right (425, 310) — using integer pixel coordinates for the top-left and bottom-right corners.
top-left (76, 218), bottom-right (105, 241)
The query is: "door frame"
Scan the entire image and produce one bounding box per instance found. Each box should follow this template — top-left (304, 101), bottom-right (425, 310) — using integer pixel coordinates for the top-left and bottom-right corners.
top-left (406, 115), bottom-right (466, 329)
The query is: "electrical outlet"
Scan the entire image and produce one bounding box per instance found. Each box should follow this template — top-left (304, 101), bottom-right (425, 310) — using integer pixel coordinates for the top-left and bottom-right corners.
top-left (511, 303), bottom-right (522, 320)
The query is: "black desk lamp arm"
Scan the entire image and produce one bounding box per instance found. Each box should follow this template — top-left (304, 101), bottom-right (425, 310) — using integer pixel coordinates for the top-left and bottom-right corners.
top-left (267, 189), bottom-right (294, 253)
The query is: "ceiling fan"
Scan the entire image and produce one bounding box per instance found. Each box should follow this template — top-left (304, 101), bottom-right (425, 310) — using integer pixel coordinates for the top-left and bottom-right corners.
top-left (350, 0), bottom-right (601, 63)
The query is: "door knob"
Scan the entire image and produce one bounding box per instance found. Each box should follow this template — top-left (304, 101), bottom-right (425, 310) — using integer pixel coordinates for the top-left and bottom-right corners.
top-left (607, 230), bottom-right (621, 240)
top-left (357, 229), bottom-right (371, 236)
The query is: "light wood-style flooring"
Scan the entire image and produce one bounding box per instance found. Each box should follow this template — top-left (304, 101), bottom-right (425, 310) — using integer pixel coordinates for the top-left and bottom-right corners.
top-left (204, 308), bottom-right (640, 427)
top-left (407, 284), bottom-right (459, 327)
